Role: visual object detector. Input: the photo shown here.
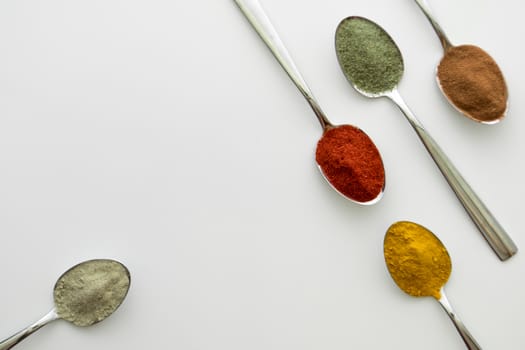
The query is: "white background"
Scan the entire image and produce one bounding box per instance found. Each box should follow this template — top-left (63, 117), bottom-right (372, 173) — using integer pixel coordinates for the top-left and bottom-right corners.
top-left (1, 0), bottom-right (524, 349)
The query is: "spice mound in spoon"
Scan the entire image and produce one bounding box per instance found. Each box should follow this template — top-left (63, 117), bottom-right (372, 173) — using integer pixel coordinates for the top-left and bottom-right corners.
top-left (437, 45), bottom-right (508, 123)
top-left (413, 0), bottom-right (508, 124)
top-left (316, 125), bottom-right (384, 203)
top-left (54, 259), bottom-right (131, 327)
top-left (383, 220), bottom-right (483, 348)
top-left (335, 17), bottom-right (403, 95)
top-left (383, 221), bottom-right (451, 299)
top-left (0, 259), bottom-right (130, 349)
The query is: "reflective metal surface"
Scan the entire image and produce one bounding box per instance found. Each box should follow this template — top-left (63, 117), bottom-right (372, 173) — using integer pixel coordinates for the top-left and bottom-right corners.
top-left (414, 0), bottom-right (453, 50)
top-left (438, 288), bottom-right (482, 350)
top-left (0, 309), bottom-right (59, 350)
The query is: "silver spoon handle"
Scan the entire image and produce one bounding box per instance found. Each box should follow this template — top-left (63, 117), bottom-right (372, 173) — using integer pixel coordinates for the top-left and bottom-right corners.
top-left (0, 309), bottom-right (58, 350)
top-left (389, 89), bottom-right (517, 261)
top-left (438, 288), bottom-right (482, 350)
top-left (413, 0), bottom-right (453, 50)
top-left (233, 0), bottom-right (331, 129)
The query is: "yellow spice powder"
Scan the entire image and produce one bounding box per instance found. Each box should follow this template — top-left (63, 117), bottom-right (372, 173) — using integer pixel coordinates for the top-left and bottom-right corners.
top-left (384, 221), bottom-right (451, 299)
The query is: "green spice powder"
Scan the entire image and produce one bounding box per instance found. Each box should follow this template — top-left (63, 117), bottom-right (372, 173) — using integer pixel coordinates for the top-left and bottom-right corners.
top-left (335, 17), bottom-right (403, 94)
top-left (54, 259), bottom-right (130, 327)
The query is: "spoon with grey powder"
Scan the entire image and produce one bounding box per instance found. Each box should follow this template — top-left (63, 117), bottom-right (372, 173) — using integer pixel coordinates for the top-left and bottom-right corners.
top-left (0, 259), bottom-right (130, 350)
top-left (233, 0), bottom-right (385, 205)
top-left (414, 0), bottom-right (508, 124)
top-left (334, 16), bottom-right (517, 261)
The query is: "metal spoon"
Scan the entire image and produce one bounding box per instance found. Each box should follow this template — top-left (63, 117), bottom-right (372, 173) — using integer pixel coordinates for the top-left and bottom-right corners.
top-left (335, 16), bottom-right (517, 261)
top-left (0, 259), bottom-right (130, 350)
top-left (384, 221), bottom-right (482, 349)
top-left (233, 0), bottom-right (385, 205)
top-left (414, 0), bottom-right (508, 124)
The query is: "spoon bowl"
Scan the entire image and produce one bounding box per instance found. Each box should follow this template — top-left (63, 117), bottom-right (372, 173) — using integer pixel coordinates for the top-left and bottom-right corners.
top-left (234, 0), bottom-right (385, 205)
top-left (316, 124), bottom-right (385, 205)
top-left (335, 16), bottom-right (517, 260)
top-left (0, 259), bottom-right (130, 350)
top-left (384, 221), bottom-right (481, 349)
top-left (335, 16), bottom-right (404, 99)
top-left (414, 0), bottom-right (508, 123)
top-left (436, 44), bottom-right (508, 124)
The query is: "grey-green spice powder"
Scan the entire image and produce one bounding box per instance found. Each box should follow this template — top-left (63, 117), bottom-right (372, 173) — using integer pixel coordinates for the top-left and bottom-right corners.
top-left (335, 17), bottom-right (404, 94)
top-left (54, 259), bottom-right (130, 327)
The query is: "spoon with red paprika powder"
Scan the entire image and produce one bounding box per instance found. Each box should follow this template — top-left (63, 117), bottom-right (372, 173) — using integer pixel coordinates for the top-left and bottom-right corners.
top-left (234, 0), bottom-right (385, 204)
top-left (414, 0), bottom-right (508, 124)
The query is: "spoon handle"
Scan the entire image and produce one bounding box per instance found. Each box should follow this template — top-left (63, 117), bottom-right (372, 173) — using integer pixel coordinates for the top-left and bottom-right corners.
top-left (438, 289), bottom-right (482, 350)
top-left (233, 0), bottom-right (332, 129)
top-left (389, 89), bottom-right (517, 261)
top-left (413, 0), bottom-right (453, 51)
top-left (0, 309), bottom-right (58, 350)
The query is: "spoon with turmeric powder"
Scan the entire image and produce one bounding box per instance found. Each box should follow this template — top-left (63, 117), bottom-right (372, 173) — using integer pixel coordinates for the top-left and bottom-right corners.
top-left (414, 0), bottom-right (508, 124)
top-left (233, 0), bottom-right (385, 205)
top-left (384, 221), bottom-right (482, 350)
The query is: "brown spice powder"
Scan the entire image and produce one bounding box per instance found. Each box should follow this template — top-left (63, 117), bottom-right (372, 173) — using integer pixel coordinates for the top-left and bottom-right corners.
top-left (315, 125), bottom-right (384, 203)
top-left (437, 45), bottom-right (507, 122)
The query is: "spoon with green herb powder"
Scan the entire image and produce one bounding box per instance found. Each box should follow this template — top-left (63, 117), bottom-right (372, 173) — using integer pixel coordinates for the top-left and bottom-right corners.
top-left (334, 16), bottom-right (517, 261)
top-left (414, 0), bottom-right (508, 124)
top-left (233, 0), bottom-right (385, 205)
top-left (0, 259), bottom-right (130, 350)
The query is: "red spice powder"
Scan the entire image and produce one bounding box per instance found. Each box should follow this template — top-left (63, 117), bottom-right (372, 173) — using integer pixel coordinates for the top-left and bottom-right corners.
top-left (315, 125), bottom-right (385, 203)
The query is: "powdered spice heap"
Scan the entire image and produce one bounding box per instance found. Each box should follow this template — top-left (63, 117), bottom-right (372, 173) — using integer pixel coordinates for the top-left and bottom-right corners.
top-left (335, 16), bottom-right (404, 94)
top-left (54, 259), bottom-right (130, 327)
top-left (316, 125), bottom-right (384, 203)
top-left (437, 45), bottom-right (508, 123)
top-left (384, 221), bottom-right (451, 299)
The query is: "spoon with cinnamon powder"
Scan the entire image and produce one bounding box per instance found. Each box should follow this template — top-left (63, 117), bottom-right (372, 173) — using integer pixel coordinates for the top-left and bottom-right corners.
top-left (233, 0), bottom-right (385, 204)
top-left (414, 0), bottom-right (508, 124)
